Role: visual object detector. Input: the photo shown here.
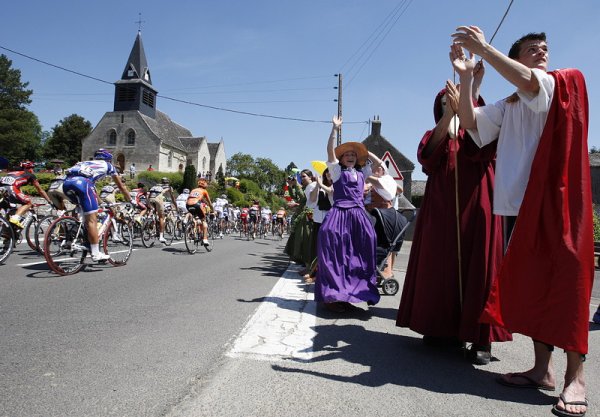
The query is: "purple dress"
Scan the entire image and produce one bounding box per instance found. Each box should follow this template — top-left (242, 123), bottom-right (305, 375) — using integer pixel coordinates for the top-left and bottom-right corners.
top-left (315, 168), bottom-right (380, 305)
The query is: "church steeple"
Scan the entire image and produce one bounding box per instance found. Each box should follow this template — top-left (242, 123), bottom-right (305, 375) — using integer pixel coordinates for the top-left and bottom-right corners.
top-left (114, 31), bottom-right (157, 118)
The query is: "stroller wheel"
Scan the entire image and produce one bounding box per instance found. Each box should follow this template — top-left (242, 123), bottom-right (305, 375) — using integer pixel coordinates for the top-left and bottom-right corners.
top-left (382, 278), bottom-right (399, 295)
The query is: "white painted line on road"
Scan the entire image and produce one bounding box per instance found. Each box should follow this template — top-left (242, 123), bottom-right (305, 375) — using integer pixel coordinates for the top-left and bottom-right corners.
top-left (226, 264), bottom-right (317, 361)
top-left (15, 241), bottom-right (187, 267)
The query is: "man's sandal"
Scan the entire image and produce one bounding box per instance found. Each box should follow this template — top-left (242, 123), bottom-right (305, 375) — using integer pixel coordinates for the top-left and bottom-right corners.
top-left (551, 393), bottom-right (588, 417)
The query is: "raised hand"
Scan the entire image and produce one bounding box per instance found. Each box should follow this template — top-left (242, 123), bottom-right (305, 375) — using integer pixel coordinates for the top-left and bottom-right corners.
top-left (451, 25), bottom-right (488, 56)
top-left (450, 43), bottom-right (475, 77)
top-left (445, 80), bottom-right (459, 114)
top-left (332, 115), bottom-right (342, 130)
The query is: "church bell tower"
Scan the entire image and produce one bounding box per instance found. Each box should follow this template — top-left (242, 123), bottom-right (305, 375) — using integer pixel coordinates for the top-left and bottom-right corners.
top-left (113, 31), bottom-right (157, 118)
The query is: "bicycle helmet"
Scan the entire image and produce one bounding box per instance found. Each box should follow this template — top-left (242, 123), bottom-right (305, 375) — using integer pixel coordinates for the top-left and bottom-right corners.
top-left (94, 148), bottom-right (113, 161)
top-left (221, 194), bottom-right (227, 199)
top-left (183, 188), bottom-right (190, 194)
top-left (20, 160), bottom-right (35, 169)
top-left (137, 182), bottom-right (146, 188)
top-left (161, 177), bottom-right (170, 184)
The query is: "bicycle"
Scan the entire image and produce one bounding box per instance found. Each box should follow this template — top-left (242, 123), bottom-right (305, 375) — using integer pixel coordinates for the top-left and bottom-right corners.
top-left (43, 203), bottom-right (133, 276)
top-left (0, 215), bottom-right (14, 264)
top-left (184, 215), bottom-right (213, 254)
top-left (140, 206), bottom-right (175, 248)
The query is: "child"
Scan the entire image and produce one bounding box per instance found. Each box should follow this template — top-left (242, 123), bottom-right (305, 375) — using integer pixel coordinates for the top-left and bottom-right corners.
top-left (315, 116), bottom-right (379, 312)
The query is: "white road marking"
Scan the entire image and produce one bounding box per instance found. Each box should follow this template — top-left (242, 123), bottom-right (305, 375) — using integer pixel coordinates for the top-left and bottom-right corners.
top-left (227, 264), bottom-right (316, 361)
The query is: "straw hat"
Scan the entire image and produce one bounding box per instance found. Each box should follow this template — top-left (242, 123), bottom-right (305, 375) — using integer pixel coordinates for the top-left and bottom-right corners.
top-left (334, 142), bottom-right (368, 166)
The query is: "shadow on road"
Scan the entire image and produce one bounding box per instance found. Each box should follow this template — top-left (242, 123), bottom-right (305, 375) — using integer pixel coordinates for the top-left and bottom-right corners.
top-left (272, 322), bottom-right (556, 407)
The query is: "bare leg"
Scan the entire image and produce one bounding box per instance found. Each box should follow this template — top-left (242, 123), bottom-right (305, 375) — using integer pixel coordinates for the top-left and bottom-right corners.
top-left (555, 352), bottom-right (587, 415)
top-left (498, 340), bottom-right (556, 389)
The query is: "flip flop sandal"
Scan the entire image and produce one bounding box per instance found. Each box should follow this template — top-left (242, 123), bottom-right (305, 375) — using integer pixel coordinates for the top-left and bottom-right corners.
top-left (551, 394), bottom-right (588, 417)
top-left (496, 373), bottom-right (555, 391)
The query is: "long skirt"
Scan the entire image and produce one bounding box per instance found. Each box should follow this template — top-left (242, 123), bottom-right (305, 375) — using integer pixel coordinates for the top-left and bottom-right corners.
top-left (315, 206), bottom-right (380, 305)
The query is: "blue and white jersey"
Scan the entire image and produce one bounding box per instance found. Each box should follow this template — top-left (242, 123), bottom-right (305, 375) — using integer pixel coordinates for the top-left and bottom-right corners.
top-left (66, 160), bottom-right (117, 183)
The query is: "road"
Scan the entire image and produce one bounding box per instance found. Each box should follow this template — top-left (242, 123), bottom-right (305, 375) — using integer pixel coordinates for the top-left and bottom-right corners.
top-left (1, 235), bottom-right (599, 417)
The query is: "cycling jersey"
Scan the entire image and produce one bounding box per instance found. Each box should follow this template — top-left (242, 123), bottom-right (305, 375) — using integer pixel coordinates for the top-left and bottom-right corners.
top-left (47, 176), bottom-right (67, 208)
top-left (148, 184), bottom-right (173, 216)
top-left (176, 193), bottom-right (189, 213)
top-left (0, 170), bottom-right (38, 204)
top-left (99, 184), bottom-right (117, 203)
top-left (66, 160), bottom-right (117, 183)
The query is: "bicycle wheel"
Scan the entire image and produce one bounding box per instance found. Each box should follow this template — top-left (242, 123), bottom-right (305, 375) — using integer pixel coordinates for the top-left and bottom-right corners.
top-left (34, 215), bottom-right (56, 254)
top-left (44, 216), bottom-right (87, 276)
top-left (24, 215), bottom-right (39, 251)
top-left (141, 218), bottom-right (157, 248)
top-left (163, 218), bottom-right (175, 246)
top-left (0, 217), bottom-right (15, 264)
top-left (184, 222), bottom-right (199, 254)
top-left (104, 221), bottom-right (133, 266)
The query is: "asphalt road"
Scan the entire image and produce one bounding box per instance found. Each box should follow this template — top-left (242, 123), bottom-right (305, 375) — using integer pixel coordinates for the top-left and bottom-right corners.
top-left (1, 236), bottom-right (599, 417)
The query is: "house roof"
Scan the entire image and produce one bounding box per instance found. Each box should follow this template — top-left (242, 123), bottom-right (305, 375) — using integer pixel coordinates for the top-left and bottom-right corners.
top-left (361, 120), bottom-right (415, 172)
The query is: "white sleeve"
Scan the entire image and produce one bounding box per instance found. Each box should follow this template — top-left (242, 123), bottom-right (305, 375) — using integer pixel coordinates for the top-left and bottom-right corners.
top-left (469, 100), bottom-right (506, 148)
top-left (517, 69), bottom-right (555, 114)
top-left (327, 162), bottom-right (342, 182)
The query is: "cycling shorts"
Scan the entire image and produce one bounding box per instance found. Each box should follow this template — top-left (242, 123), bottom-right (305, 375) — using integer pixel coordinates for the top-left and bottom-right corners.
top-left (249, 213), bottom-right (258, 224)
top-left (148, 198), bottom-right (165, 216)
top-left (186, 203), bottom-right (206, 220)
top-left (63, 176), bottom-right (98, 214)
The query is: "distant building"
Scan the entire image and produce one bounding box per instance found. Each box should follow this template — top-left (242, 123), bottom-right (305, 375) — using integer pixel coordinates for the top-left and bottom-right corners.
top-left (361, 118), bottom-right (415, 200)
top-left (82, 32), bottom-right (226, 176)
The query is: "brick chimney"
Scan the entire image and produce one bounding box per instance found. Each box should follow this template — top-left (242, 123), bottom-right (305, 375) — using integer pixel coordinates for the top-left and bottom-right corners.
top-left (371, 115), bottom-right (381, 136)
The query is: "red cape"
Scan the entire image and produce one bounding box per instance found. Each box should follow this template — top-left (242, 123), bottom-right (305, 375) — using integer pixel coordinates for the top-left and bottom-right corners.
top-left (480, 69), bottom-right (593, 354)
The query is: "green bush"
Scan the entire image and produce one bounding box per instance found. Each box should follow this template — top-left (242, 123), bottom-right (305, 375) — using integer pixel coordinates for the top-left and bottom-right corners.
top-left (137, 171), bottom-right (183, 190)
top-left (593, 207), bottom-right (600, 241)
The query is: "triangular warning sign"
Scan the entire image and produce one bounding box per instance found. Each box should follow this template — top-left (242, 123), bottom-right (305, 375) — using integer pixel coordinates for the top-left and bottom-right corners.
top-left (381, 151), bottom-right (404, 181)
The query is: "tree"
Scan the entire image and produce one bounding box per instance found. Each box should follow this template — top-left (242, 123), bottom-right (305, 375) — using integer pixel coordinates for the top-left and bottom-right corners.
top-left (0, 54), bottom-right (32, 110)
top-left (254, 157), bottom-right (285, 192)
top-left (0, 54), bottom-right (42, 164)
top-left (43, 114), bottom-right (92, 166)
top-left (182, 164), bottom-right (197, 192)
top-left (216, 165), bottom-right (225, 190)
top-left (226, 152), bottom-right (255, 178)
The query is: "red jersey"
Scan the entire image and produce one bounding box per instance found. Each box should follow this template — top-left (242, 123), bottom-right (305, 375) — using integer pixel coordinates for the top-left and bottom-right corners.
top-left (0, 170), bottom-right (37, 192)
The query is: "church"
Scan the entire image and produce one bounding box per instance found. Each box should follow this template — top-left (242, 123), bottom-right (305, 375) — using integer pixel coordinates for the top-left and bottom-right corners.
top-left (82, 31), bottom-right (226, 177)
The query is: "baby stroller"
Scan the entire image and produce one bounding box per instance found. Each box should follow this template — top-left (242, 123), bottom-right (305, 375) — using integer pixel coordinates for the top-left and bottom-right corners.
top-left (370, 195), bottom-right (417, 295)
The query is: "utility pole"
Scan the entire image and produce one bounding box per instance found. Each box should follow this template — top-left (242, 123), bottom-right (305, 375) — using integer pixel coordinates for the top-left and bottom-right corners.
top-left (334, 74), bottom-right (343, 146)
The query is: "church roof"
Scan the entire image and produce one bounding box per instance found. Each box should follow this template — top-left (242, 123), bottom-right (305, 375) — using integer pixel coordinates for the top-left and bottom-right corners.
top-left (120, 31), bottom-right (153, 87)
top-left (207, 143), bottom-right (220, 159)
top-left (139, 110), bottom-right (193, 151)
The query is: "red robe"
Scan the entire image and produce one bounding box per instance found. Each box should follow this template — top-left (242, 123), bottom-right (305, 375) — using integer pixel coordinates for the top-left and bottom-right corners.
top-left (397, 91), bottom-right (512, 345)
top-left (480, 69), bottom-right (592, 354)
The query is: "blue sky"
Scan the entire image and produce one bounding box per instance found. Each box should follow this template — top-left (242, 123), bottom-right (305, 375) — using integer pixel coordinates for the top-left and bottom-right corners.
top-left (1, 0), bottom-right (598, 180)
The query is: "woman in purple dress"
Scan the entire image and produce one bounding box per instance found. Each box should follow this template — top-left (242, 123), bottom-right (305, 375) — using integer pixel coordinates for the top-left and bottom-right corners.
top-left (315, 116), bottom-right (380, 312)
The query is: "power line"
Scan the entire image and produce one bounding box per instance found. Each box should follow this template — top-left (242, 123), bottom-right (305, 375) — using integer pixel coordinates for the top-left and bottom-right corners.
top-left (339, 0), bottom-right (413, 89)
top-left (0, 44), bottom-right (367, 124)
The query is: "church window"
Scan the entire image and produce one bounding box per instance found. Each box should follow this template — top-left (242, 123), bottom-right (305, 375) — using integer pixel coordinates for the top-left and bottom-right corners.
top-left (108, 130), bottom-right (117, 146)
top-left (168, 151), bottom-right (173, 168)
top-left (117, 86), bottom-right (136, 102)
top-left (126, 130), bottom-right (135, 146)
top-left (202, 157), bottom-right (207, 171)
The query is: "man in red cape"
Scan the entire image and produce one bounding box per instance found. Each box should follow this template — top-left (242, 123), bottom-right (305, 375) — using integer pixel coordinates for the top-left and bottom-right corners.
top-left (452, 27), bottom-right (592, 417)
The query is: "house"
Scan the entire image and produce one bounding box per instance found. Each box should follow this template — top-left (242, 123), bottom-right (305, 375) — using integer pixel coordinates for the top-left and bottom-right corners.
top-left (81, 31), bottom-right (226, 176)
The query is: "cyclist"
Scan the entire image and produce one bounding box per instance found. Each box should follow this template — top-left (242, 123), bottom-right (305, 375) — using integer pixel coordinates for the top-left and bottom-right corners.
top-left (261, 205), bottom-right (272, 234)
top-left (47, 173), bottom-right (69, 214)
top-left (240, 205), bottom-right (250, 235)
top-left (248, 199), bottom-right (261, 239)
top-left (129, 182), bottom-right (148, 224)
top-left (63, 149), bottom-right (131, 262)
top-left (176, 188), bottom-right (190, 216)
top-left (213, 194), bottom-right (228, 238)
top-left (99, 183), bottom-right (117, 204)
top-left (275, 206), bottom-right (287, 235)
top-left (147, 177), bottom-right (177, 244)
top-left (186, 178), bottom-right (214, 246)
top-left (0, 161), bottom-right (52, 228)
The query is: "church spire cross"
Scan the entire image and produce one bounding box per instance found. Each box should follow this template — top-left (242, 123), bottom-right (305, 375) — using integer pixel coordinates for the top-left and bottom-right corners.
top-left (135, 13), bottom-right (145, 32)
